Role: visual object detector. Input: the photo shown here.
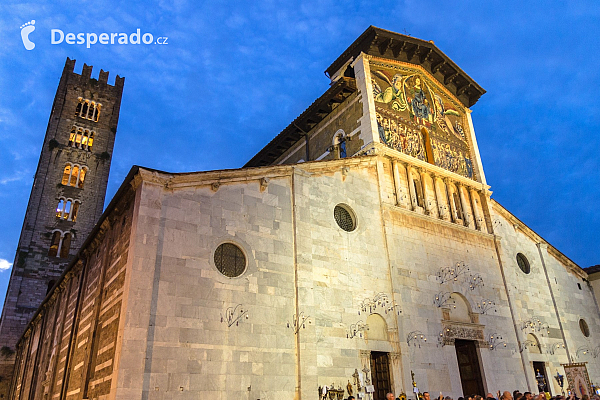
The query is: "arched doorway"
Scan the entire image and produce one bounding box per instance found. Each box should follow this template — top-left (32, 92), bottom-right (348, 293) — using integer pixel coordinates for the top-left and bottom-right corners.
top-left (366, 314), bottom-right (392, 400)
top-left (449, 293), bottom-right (485, 396)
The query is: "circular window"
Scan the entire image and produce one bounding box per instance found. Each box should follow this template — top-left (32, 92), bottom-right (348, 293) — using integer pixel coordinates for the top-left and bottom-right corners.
top-left (214, 243), bottom-right (246, 278)
top-left (579, 318), bottom-right (590, 337)
top-left (516, 253), bottom-right (530, 274)
top-left (334, 204), bottom-right (356, 232)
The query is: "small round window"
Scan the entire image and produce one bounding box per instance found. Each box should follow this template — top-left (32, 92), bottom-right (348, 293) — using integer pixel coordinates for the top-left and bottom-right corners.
top-left (579, 318), bottom-right (590, 337)
top-left (516, 253), bottom-right (530, 274)
top-left (334, 204), bottom-right (356, 232)
top-left (214, 243), bottom-right (246, 278)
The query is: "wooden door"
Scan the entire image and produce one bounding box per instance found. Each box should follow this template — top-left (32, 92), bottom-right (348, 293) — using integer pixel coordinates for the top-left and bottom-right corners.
top-left (371, 352), bottom-right (391, 400)
top-left (455, 340), bottom-right (485, 395)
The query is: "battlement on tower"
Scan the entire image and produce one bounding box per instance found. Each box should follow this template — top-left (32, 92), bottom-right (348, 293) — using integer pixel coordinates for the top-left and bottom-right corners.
top-left (62, 57), bottom-right (125, 90)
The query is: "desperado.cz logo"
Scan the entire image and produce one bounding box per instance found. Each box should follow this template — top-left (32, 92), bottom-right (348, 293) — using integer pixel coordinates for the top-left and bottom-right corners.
top-left (20, 20), bottom-right (36, 50)
top-left (20, 20), bottom-right (168, 50)
top-left (52, 29), bottom-right (168, 48)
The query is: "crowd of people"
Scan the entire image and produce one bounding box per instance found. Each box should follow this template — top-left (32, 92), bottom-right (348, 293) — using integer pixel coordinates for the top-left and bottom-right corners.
top-left (347, 391), bottom-right (600, 400)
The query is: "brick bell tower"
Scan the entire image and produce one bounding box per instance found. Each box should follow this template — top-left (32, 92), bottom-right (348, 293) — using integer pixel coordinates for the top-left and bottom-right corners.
top-left (0, 58), bottom-right (124, 394)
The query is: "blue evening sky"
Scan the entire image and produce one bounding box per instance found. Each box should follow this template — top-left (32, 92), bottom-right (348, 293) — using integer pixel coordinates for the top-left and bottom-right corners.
top-left (0, 1), bottom-right (598, 310)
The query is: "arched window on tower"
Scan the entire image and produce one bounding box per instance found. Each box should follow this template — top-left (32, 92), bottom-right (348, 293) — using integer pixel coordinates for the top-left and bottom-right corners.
top-left (62, 200), bottom-right (72, 220)
top-left (69, 127), bottom-right (76, 147)
top-left (61, 164), bottom-right (87, 188)
top-left (48, 231), bottom-right (61, 257)
top-left (56, 199), bottom-right (80, 221)
top-left (70, 166), bottom-right (79, 187)
top-left (60, 233), bottom-right (71, 258)
top-left (87, 131), bottom-right (94, 151)
top-left (81, 101), bottom-right (89, 119)
top-left (68, 127), bottom-right (94, 151)
top-left (75, 98), bottom-right (101, 122)
top-left (81, 130), bottom-right (90, 149)
top-left (56, 198), bottom-right (65, 218)
top-left (61, 164), bottom-right (71, 185)
top-left (78, 167), bottom-right (87, 189)
top-left (75, 128), bottom-right (83, 148)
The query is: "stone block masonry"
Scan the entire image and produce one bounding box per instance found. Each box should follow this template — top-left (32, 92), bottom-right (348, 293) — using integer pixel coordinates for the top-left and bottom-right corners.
top-left (9, 159), bottom-right (599, 399)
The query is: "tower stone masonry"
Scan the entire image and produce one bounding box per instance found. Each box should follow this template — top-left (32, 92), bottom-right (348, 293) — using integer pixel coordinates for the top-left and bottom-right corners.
top-left (0, 58), bottom-right (124, 396)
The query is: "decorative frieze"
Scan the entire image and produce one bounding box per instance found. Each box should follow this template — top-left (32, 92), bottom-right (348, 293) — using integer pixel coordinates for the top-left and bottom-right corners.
top-left (440, 322), bottom-right (486, 347)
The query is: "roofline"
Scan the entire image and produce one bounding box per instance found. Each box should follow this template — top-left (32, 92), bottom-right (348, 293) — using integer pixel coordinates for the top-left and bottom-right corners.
top-left (244, 77), bottom-right (357, 168)
top-left (491, 199), bottom-right (586, 278)
top-left (325, 26), bottom-right (485, 108)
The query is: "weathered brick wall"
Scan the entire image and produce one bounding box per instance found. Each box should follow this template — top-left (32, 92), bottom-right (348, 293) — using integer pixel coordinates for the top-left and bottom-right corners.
top-left (0, 58), bottom-right (123, 397)
top-left (9, 180), bottom-right (135, 400)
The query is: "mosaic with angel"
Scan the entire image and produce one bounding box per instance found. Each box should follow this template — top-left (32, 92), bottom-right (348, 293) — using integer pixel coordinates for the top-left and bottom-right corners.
top-left (371, 62), bottom-right (474, 179)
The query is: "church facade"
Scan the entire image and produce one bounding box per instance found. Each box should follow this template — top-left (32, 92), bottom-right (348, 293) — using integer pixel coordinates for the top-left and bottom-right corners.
top-left (6, 27), bottom-right (600, 400)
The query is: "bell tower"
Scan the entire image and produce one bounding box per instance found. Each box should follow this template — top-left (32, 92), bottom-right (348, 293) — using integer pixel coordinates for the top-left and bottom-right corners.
top-left (0, 58), bottom-right (124, 395)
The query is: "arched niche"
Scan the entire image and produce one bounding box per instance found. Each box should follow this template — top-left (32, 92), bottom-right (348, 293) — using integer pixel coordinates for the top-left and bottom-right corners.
top-left (365, 313), bottom-right (388, 341)
top-left (527, 333), bottom-right (542, 354)
top-left (449, 292), bottom-right (472, 323)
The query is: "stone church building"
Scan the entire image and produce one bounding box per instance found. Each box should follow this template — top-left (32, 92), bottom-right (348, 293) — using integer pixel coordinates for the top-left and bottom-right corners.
top-left (4, 27), bottom-right (600, 400)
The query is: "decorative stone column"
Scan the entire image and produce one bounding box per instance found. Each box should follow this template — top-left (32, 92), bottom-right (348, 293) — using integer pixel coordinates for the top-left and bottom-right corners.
top-left (457, 184), bottom-right (472, 228)
top-left (419, 169), bottom-right (431, 215)
top-left (392, 160), bottom-right (407, 208)
top-left (433, 175), bottom-right (446, 220)
top-left (444, 178), bottom-right (458, 223)
top-left (406, 166), bottom-right (418, 211)
top-left (470, 188), bottom-right (483, 231)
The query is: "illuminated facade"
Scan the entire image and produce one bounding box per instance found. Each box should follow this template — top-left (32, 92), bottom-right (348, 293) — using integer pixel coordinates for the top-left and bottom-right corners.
top-left (6, 27), bottom-right (599, 400)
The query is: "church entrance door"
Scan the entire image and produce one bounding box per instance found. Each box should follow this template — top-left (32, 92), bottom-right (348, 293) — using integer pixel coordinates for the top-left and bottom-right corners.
top-left (455, 339), bottom-right (485, 395)
top-left (532, 361), bottom-right (550, 393)
top-left (371, 351), bottom-right (391, 400)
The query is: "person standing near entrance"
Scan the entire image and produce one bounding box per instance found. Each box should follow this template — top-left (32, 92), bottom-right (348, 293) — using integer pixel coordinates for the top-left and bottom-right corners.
top-left (387, 393), bottom-right (395, 400)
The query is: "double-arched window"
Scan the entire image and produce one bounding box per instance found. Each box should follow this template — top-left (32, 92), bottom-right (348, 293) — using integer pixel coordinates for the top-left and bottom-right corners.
top-left (68, 126), bottom-right (94, 151)
top-left (61, 163), bottom-right (87, 188)
top-left (75, 98), bottom-right (101, 122)
top-left (55, 197), bottom-right (80, 221)
top-left (48, 230), bottom-right (72, 258)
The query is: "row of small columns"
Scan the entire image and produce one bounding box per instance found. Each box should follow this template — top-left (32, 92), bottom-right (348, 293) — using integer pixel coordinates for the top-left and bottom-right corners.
top-left (391, 160), bottom-right (485, 231)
